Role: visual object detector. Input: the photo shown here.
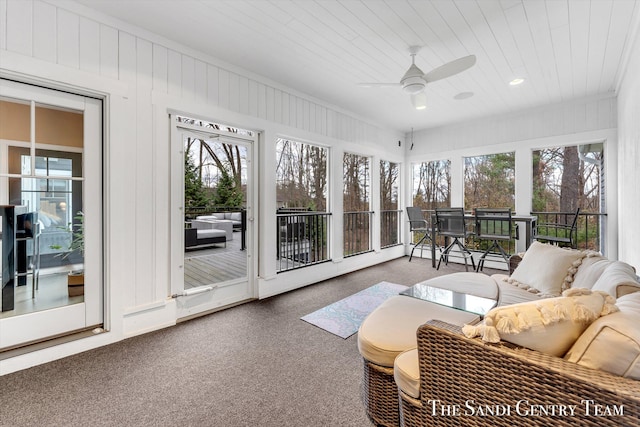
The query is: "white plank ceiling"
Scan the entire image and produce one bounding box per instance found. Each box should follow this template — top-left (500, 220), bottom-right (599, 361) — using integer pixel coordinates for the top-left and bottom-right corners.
top-left (73, 0), bottom-right (639, 133)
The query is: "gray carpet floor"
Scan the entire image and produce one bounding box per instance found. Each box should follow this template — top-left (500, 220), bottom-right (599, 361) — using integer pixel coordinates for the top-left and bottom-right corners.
top-left (0, 257), bottom-right (497, 427)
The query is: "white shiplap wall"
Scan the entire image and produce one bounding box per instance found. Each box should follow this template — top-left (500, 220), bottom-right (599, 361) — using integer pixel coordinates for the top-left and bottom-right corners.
top-left (617, 24), bottom-right (640, 270)
top-left (408, 94), bottom-right (617, 154)
top-left (0, 0), bottom-right (404, 364)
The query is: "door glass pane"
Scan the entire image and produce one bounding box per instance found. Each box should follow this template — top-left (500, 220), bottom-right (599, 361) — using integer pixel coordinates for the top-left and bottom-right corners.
top-left (183, 135), bottom-right (248, 289)
top-left (1, 134), bottom-right (84, 318)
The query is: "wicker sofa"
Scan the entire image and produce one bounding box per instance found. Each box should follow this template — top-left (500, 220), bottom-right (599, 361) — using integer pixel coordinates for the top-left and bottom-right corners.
top-left (399, 319), bottom-right (640, 427)
top-left (358, 242), bottom-right (640, 426)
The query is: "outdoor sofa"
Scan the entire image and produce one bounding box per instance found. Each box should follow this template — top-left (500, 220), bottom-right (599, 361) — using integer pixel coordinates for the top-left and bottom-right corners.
top-left (197, 212), bottom-right (243, 230)
top-left (184, 218), bottom-right (233, 249)
top-left (358, 241), bottom-right (640, 426)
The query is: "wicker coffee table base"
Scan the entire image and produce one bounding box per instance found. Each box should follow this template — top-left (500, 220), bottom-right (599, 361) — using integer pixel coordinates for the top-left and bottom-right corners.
top-left (362, 358), bottom-right (401, 427)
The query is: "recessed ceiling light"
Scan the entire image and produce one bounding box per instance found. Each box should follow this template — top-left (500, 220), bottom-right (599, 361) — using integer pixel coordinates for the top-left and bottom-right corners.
top-left (454, 91), bottom-right (474, 100)
top-left (509, 78), bottom-right (525, 86)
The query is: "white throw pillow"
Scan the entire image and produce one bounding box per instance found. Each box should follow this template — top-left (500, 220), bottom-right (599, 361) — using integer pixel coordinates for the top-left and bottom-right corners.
top-left (591, 261), bottom-right (640, 298)
top-left (507, 241), bottom-right (585, 297)
top-left (462, 288), bottom-right (618, 357)
top-left (565, 292), bottom-right (640, 379)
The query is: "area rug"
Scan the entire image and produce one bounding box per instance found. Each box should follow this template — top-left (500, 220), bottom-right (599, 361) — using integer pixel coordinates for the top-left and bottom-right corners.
top-left (301, 282), bottom-right (409, 339)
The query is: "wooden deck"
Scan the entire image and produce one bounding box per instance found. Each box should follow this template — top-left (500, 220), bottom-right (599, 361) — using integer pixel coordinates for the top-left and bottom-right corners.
top-left (184, 232), bottom-right (247, 289)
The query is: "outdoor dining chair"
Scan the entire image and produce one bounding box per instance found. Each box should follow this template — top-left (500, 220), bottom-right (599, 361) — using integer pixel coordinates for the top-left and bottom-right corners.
top-left (474, 208), bottom-right (518, 272)
top-left (406, 207), bottom-right (433, 262)
top-left (435, 207), bottom-right (475, 271)
top-left (533, 208), bottom-right (580, 249)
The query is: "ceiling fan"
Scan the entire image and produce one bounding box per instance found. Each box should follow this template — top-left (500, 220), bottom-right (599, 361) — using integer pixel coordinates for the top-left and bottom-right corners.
top-left (359, 46), bottom-right (476, 109)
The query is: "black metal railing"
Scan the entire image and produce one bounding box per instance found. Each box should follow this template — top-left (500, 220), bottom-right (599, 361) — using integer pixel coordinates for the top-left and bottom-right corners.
top-left (381, 209), bottom-right (402, 249)
top-left (276, 211), bottom-right (331, 273)
top-left (413, 209), bottom-right (606, 261)
top-left (344, 211), bottom-right (374, 257)
top-left (531, 211), bottom-right (606, 253)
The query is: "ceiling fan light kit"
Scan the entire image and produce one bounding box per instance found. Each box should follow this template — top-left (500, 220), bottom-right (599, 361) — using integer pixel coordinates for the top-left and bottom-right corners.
top-left (411, 92), bottom-right (427, 110)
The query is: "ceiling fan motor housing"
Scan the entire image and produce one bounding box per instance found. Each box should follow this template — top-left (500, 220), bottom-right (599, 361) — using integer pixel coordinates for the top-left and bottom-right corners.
top-left (401, 63), bottom-right (426, 94)
top-left (402, 77), bottom-right (425, 94)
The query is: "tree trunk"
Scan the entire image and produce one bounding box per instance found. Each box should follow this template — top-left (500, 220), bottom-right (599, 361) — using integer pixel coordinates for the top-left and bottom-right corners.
top-left (559, 146), bottom-right (580, 223)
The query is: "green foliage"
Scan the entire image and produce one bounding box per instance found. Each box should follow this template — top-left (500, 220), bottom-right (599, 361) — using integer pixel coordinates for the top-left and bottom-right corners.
top-left (213, 169), bottom-right (244, 207)
top-left (464, 153), bottom-right (515, 209)
top-left (55, 211), bottom-right (84, 260)
top-left (184, 151), bottom-right (210, 208)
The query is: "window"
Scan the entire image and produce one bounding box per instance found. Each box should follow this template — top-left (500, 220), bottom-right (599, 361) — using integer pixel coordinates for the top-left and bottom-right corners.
top-left (276, 138), bottom-right (327, 211)
top-left (412, 160), bottom-right (451, 209)
top-left (275, 138), bottom-right (330, 271)
top-left (380, 160), bottom-right (400, 248)
top-left (343, 153), bottom-right (371, 256)
top-left (532, 144), bottom-right (603, 250)
top-left (464, 152), bottom-right (515, 210)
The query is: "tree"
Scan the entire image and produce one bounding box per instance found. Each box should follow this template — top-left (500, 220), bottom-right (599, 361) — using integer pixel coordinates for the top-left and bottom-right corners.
top-left (380, 160), bottom-right (399, 211)
top-left (413, 160), bottom-right (450, 210)
top-left (276, 138), bottom-right (327, 210)
top-left (463, 153), bottom-right (515, 210)
top-left (559, 145), bottom-right (580, 218)
top-left (184, 144), bottom-right (210, 208)
top-left (212, 169), bottom-right (244, 207)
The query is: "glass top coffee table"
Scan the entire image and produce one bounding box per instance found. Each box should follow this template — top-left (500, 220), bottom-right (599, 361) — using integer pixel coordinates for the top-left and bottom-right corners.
top-left (400, 283), bottom-right (497, 317)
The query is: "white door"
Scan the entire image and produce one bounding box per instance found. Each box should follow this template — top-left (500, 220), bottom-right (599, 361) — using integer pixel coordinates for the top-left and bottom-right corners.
top-left (0, 79), bottom-right (103, 350)
top-left (170, 116), bottom-right (256, 318)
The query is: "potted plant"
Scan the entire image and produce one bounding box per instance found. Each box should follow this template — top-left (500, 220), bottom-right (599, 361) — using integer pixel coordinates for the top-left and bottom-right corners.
top-left (62, 211), bottom-right (85, 297)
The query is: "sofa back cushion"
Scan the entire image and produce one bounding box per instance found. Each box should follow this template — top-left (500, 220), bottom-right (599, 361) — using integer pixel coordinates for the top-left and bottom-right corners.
top-left (507, 241), bottom-right (585, 297)
top-left (565, 292), bottom-right (640, 379)
top-left (571, 254), bottom-right (610, 289)
top-left (591, 261), bottom-right (640, 298)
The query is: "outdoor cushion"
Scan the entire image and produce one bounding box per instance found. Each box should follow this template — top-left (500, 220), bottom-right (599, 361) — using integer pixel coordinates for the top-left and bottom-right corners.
top-left (507, 241), bottom-right (585, 297)
top-left (357, 296), bottom-right (479, 367)
top-left (565, 291), bottom-right (640, 379)
top-left (591, 261), bottom-right (640, 298)
top-left (493, 274), bottom-right (543, 306)
top-left (419, 272), bottom-right (498, 300)
top-left (462, 288), bottom-right (618, 357)
top-left (197, 229), bottom-right (226, 239)
top-left (394, 348), bottom-right (420, 398)
top-left (229, 212), bottom-right (242, 221)
top-left (571, 254), bottom-right (610, 289)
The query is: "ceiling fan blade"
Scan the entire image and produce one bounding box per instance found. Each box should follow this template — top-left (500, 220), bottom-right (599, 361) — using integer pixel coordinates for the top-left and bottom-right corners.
top-left (358, 82), bottom-right (402, 88)
top-left (424, 55), bottom-right (476, 83)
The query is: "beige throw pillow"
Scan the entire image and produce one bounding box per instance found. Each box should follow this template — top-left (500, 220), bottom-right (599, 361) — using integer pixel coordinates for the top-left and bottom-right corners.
top-left (462, 288), bottom-right (618, 357)
top-left (565, 292), bottom-right (640, 379)
top-left (507, 241), bottom-right (585, 297)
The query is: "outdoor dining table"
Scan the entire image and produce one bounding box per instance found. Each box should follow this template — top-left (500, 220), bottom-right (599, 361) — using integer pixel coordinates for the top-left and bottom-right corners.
top-left (429, 212), bottom-right (537, 268)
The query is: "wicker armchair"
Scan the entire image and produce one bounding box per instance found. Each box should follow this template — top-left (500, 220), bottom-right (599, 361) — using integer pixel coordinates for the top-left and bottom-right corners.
top-left (399, 320), bottom-right (640, 427)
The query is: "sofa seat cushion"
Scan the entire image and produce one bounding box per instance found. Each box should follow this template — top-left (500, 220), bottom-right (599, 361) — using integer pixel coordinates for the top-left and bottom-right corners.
top-left (358, 295), bottom-right (479, 367)
top-left (419, 272), bottom-right (498, 300)
top-left (463, 288), bottom-right (618, 357)
top-left (394, 348), bottom-right (420, 398)
top-left (507, 241), bottom-right (585, 297)
top-left (196, 229), bottom-right (226, 239)
top-left (565, 292), bottom-right (640, 379)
